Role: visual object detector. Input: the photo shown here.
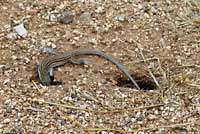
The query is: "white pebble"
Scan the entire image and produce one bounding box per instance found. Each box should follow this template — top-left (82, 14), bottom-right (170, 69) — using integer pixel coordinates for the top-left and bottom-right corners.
top-left (3, 118), bottom-right (10, 124)
top-left (51, 44), bottom-right (57, 49)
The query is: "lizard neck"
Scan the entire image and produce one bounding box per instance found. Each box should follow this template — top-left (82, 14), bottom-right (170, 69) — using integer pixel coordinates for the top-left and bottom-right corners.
top-left (38, 64), bottom-right (51, 85)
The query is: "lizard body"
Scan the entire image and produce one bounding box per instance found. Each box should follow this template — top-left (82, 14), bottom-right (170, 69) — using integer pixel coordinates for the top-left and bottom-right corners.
top-left (38, 49), bottom-right (140, 89)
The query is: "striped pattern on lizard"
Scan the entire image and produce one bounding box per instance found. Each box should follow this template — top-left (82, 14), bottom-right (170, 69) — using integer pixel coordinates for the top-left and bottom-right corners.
top-left (38, 49), bottom-right (140, 89)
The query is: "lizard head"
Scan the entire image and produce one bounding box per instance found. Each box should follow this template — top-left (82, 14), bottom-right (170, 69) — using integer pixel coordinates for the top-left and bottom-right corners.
top-left (37, 65), bottom-right (52, 85)
top-left (39, 74), bottom-right (51, 85)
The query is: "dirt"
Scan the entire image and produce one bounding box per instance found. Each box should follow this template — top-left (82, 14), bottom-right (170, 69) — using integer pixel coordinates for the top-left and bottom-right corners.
top-left (0, 0), bottom-right (200, 133)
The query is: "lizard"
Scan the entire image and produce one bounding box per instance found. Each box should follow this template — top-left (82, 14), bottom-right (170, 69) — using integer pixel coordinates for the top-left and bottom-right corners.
top-left (37, 49), bottom-right (140, 89)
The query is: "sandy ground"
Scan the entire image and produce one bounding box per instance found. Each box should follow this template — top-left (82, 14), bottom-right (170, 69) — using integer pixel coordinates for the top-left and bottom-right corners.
top-left (0, 0), bottom-right (200, 133)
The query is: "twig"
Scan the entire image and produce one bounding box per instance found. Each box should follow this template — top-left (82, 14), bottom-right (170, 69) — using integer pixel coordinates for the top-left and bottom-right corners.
top-left (31, 98), bottom-right (95, 113)
top-left (170, 64), bottom-right (200, 70)
top-left (161, 83), bottom-right (176, 103)
top-left (86, 121), bottom-right (198, 133)
top-left (27, 107), bottom-right (44, 112)
top-left (32, 80), bottom-right (48, 94)
top-left (186, 83), bottom-right (200, 89)
top-left (32, 80), bottom-right (42, 94)
top-left (128, 57), bottom-right (171, 64)
top-left (131, 57), bottom-right (158, 64)
top-left (157, 58), bottom-right (168, 85)
top-left (30, 98), bottom-right (164, 113)
top-left (136, 46), bottom-right (161, 89)
top-left (95, 103), bottom-right (164, 113)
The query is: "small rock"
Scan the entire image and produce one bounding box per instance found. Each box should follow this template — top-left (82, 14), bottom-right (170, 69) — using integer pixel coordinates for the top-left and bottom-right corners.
top-left (6, 106), bottom-right (13, 113)
top-left (90, 22), bottom-right (100, 32)
top-left (47, 41), bottom-right (52, 47)
top-left (40, 47), bottom-right (55, 53)
top-left (196, 98), bottom-right (200, 114)
top-left (44, 122), bottom-right (49, 126)
top-left (95, 6), bottom-right (105, 14)
top-left (115, 15), bottom-right (126, 22)
top-left (6, 32), bottom-right (17, 40)
top-left (18, 3), bottom-right (25, 10)
top-left (49, 13), bottom-right (58, 22)
top-left (73, 36), bottom-right (80, 41)
top-left (101, 131), bottom-right (107, 134)
top-left (11, 55), bottom-right (17, 60)
top-left (0, 64), bottom-right (9, 71)
top-left (4, 24), bottom-right (10, 29)
top-left (72, 30), bottom-right (81, 35)
top-left (3, 118), bottom-right (10, 124)
top-left (143, 13), bottom-right (150, 18)
top-left (3, 79), bottom-right (10, 85)
top-left (11, 84), bottom-right (16, 88)
top-left (169, 107), bottom-right (175, 112)
top-left (147, 114), bottom-right (157, 120)
top-left (58, 11), bottom-right (73, 24)
top-left (80, 12), bottom-right (92, 24)
top-left (51, 44), bottom-right (57, 49)
top-left (60, 119), bottom-right (66, 126)
top-left (88, 38), bottom-right (97, 45)
top-left (154, 110), bottom-right (159, 115)
top-left (135, 112), bottom-right (143, 121)
top-left (24, 57), bottom-right (30, 63)
top-left (13, 23), bottom-right (28, 38)
top-left (151, 6), bottom-right (158, 15)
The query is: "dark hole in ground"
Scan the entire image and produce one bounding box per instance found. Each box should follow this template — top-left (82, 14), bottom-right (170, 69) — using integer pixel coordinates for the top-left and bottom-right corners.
top-left (49, 76), bottom-right (63, 85)
top-left (116, 73), bottom-right (157, 90)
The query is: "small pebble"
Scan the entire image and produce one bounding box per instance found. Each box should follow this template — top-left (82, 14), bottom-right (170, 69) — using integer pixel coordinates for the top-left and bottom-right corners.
top-left (11, 55), bottom-right (17, 60)
top-left (60, 120), bottom-right (66, 126)
top-left (11, 84), bottom-right (16, 88)
top-left (3, 118), bottom-right (10, 124)
top-left (95, 6), bottom-right (105, 14)
top-left (88, 38), bottom-right (97, 45)
top-left (58, 11), bottom-right (74, 24)
top-left (148, 114), bottom-right (157, 120)
top-left (13, 23), bottom-right (28, 38)
top-left (115, 15), bottom-right (126, 22)
top-left (49, 13), bottom-right (58, 22)
top-left (40, 47), bottom-right (55, 53)
top-left (3, 79), bottom-right (10, 85)
top-left (135, 112), bottom-right (143, 121)
top-left (51, 44), bottom-right (57, 49)
top-left (6, 32), bottom-right (17, 40)
top-left (80, 12), bottom-right (92, 24)
top-left (0, 64), bottom-right (9, 71)
top-left (24, 57), bottom-right (30, 63)
top-left (196, 98), bottom-right (200, 114)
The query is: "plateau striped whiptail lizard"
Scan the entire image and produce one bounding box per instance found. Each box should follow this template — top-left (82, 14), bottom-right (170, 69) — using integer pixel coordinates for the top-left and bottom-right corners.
top-left (38, 49), bottom-right (140, 89)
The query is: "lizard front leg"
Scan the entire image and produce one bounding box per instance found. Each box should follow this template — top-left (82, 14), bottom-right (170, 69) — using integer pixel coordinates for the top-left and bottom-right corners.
top-left (48, 68), bottom-right (54, 83)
